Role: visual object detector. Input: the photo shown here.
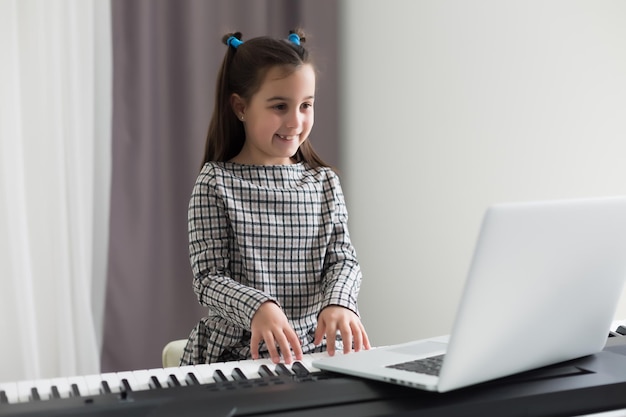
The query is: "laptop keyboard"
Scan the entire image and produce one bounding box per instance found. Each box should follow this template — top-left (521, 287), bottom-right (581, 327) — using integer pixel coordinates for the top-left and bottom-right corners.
top-left (386, 354), bottom-right (445, 376)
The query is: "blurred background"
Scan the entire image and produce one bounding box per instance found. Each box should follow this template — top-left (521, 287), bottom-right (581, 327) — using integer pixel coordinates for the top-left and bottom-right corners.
top-left (1, 0), bottom-right (626, 383)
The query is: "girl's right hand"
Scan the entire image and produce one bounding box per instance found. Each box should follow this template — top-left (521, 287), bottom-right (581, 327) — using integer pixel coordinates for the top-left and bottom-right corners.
top-left (250, 301), bottom-right (303, 364)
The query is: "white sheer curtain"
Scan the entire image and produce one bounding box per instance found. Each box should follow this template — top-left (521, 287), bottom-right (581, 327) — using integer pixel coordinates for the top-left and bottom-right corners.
top-left (0, 0), bottom-right (111, 383)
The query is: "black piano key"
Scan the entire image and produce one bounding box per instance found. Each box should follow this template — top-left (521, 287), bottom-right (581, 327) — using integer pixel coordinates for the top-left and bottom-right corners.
top-left (121, 379), bottom-right (133, 392)
top-left (291, 361), bottom-right (311, 377)
top-left (149, 376), bottom-right (162, 389)
top-left (186, 372), bottom-right (200, 385)
top-left (1, 390), bottom-right (9, 404)
top-left (100, 381), bottom-right (111, 394)
top-left (50, 386), bottom-right (61, 399)
top-left (167, 374), bottom-right (181, 387)
top-left (275, 363), bottom-right (294, 376)
top-left (231, 367), bottom-right (247, 381)
top-left (30, 387), bottom-right (41, 401)
top-left (258, 364), bottom-right (275, 378)
top-left (70, 383), bottom-right (81, 397)
top-left (213, 369), bottom-right (228, 382)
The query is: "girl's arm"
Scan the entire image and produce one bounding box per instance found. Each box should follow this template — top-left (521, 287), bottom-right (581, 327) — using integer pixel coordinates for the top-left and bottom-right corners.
top-left (315, 173), bottom-right (370, 353)
top-left (188, 169), bottom-right (274, 331)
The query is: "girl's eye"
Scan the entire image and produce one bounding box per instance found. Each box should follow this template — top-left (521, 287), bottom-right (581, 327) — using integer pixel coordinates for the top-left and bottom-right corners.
top-left (301, 102), bottom-right (313, 110)
top-left (273, 104), bottom-right (287, 111)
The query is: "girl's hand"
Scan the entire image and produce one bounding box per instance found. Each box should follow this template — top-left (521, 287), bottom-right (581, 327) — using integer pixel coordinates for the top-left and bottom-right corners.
top-left (250, 301), bottom-right (303, 364)
top-left (314, 306), bottom-right (371, 356)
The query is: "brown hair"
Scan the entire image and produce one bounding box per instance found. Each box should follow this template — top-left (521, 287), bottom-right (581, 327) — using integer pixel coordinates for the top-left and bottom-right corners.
top-left (201, 29), bottom-right (329, 169)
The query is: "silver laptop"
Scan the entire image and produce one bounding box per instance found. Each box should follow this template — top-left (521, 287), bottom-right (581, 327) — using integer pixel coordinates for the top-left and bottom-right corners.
top-left (313, 196), bottom-right (626, 392)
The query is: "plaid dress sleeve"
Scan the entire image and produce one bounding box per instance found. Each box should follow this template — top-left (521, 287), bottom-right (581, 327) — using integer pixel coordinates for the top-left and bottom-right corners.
top-left (187, 165), bottom-right (277, 328)
top-left (319, 172), bottom-right (361, 315)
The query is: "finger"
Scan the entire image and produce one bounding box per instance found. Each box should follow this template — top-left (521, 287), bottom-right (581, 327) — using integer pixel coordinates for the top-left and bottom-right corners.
top-left (314, 321), bottom-right (326, 346)
top-left (263, 332), bottom-right (281, 364)
top-left (339, 321), bottom-right (353, 354)
top-left (273, 331), bottom-right (292, 364)
top-left (286, 330), bottom-right (304, 361)
top-left (351, 321), bottom-right (363, 352)
top-left (325, 324), bottom-right (337, 356)
top-left (362, 324), bottom-right (372, 349)
top-left (250, 332), bottom-right (261, 359)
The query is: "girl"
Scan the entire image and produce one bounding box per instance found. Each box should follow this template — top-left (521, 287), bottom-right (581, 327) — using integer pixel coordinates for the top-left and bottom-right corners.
top-left (181, 29), bottom-right (370, 365)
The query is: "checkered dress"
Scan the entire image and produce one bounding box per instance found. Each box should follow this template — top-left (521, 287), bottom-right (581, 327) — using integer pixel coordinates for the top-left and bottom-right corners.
top-left (180, 161), bottom-right (362, 364)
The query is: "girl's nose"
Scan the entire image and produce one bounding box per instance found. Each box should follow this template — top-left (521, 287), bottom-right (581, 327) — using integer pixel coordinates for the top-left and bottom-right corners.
top-left (285, 110), bottom-right (302, 129)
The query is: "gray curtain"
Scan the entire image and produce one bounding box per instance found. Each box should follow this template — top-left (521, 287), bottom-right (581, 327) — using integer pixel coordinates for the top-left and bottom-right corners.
top-left (102, 0), bottom-right (339, 372)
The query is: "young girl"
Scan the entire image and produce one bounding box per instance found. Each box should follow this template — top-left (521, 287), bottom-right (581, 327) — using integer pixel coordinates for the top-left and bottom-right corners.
top-left (180, 29), bottom-right (370, 366)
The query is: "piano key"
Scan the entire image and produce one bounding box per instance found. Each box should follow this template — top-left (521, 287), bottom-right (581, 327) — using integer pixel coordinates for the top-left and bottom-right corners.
top-left (149, 376), bottom-right (162, 389)
top-left (0, 389), bottom-right (9, 404)
top-left (298, 351), bottom-right (327, 373)
top-left (66, 376), bottom-right (90, 397)
top-left (0, 382), bottom-right (17, 404)
top-left (84, 373), bottom-right (107, 396)
top-left (167, 374), bottom-right (182, 387)
top-left (291, 361), bottom-right (310, 377)
top-left (145, 368), bottom-right (170, 389)
top-left (29, 387), bottom-right (40, 401)
top-left (116, 370), bottom-right (146, 392)
top-left (52, 377), bottom-right (75, 399)
top-left (33, 379), bottom-right (54, 400)
top-left (189, 364), bottom-right (218, 384)
top-left (185, 372), bottom-right (200, 385)
top-left (258, 364), bottom-right (276, 378)
top-left (231, 367), bottom-right (247, 381)
top-left (98, 372), bottom-right (122, 394)
top-left (275, 363), bottom-right (294, 376)
top-left (165, 366), bottom-right (195, 386)
top-left (50, 385), bottom-right (61, 399)
top-left (130, 370), bottom-right (153, 391)
top-left (210, 360), bottom-right (241, 381)
top-left (120, 379), bottom-right (132, 393)
top-left (100, 380), bottom-right (112, 394)
top-left (213, 369), bottom-right (228, 382)
top-left (235, 358), bottom-right (274, 378)
top-left (17, 381), bottom-right (35, 402)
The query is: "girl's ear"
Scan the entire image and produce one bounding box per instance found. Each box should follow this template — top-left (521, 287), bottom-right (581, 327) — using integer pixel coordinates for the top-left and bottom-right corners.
top-left (230, 94), bottom-right (246, 120)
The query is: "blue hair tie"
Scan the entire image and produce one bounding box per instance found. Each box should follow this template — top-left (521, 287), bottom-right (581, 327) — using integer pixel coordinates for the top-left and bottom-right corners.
top-left (226, 36), bottom-right (243, 49)
top-left (288, 33), bottom-right (301, 46)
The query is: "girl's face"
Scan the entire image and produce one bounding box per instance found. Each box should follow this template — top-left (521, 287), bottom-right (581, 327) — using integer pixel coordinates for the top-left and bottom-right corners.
top-left (231, 64), bottom-right (315, 165)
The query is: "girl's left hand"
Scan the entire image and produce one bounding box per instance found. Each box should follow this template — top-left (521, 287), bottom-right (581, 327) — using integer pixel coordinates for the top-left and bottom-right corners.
top-left (313, 306), bottom-right (371, 356)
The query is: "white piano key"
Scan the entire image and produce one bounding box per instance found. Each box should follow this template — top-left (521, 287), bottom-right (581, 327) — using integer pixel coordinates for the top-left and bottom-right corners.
top-left (116, 371), bottom-right (140, 392)
top-left (178, 365), bottom-right (204, 385)
top-left (298, 351), bottom-right (327, 373)
top-left (33, 379), bottom-right (54, 400)
top-left (192, 363), bottom-right (220, 383)
top-left (236, 358), bottom-right (274, 379)
top-left (163, 366), bottom-right (193, 386)
top-left (144, 368), bottom-right (170, 388)
top-left (211, 360), bottom-right (240, 381)
top-left (65, 376), bottom-right (90, 397)
top-left (0, 382), bottom-right (19, 404)
top-left (84, 374), bottom-right (107, 396)
top-left (99, 372), bottom-right (122, 394)
top-left (48, 377), bottom-right (72, 399)
top-left (126, 370), bottom-right (151, 392)
top-left (17, 380), bottom-right (34, 403)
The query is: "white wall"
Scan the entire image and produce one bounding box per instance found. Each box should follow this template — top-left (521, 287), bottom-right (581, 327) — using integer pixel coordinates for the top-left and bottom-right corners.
top-left (341, 0), bottom-right (626, 346)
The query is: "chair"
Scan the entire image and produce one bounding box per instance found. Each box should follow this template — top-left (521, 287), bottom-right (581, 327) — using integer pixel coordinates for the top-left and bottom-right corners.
top-left (162, 339), bottom-right (187, 368)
